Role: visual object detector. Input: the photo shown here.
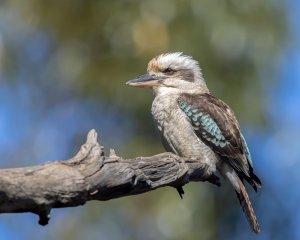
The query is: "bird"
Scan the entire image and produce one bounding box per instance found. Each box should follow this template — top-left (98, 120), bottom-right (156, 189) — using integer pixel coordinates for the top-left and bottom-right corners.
top-left (126, 52), bottom-right (261, 233)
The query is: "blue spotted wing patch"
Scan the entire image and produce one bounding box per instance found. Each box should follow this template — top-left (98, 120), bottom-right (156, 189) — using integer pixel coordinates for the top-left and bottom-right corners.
top-left (179, 101), bottom-right (230, 148)
top-left (241, 134), bottom-right (253, 167)
top-left (178, 93), bottom-right (260, 189)
top-left (177, 93), bottom-right (246, 163)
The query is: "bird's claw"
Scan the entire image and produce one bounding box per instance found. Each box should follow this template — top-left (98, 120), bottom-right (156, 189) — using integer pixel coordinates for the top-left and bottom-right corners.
top-left (207, 174), bottom-right (221, 187)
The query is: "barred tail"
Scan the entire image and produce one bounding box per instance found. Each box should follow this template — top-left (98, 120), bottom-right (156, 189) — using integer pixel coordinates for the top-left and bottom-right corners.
top-left (236, 177), bottom-right (260, 234)
top-left (221, 163), bottom-right (260, 233)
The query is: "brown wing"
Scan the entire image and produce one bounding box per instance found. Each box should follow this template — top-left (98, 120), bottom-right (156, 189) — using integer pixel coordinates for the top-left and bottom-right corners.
top-left (177, 93), bottom-right (250, 175)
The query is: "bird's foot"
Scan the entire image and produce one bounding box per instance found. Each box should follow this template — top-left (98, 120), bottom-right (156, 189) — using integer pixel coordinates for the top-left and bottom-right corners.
top-left (207, 174), bottom-right (221, 187)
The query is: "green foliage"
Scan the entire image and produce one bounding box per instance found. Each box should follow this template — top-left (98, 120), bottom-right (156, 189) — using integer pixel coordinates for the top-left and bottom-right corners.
top-left (6, 0), bottom-right (287, 128)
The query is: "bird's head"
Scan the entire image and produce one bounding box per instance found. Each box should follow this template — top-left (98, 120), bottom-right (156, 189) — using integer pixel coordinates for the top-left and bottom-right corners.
top-left (127, 52), bottom-right (208, 94)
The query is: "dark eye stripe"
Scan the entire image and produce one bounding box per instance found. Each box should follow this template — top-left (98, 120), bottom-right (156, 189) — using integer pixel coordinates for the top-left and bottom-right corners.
top-left (179, 69), bottom-right (195, 82)
top-left (163, 68), bottom-right (175, 74)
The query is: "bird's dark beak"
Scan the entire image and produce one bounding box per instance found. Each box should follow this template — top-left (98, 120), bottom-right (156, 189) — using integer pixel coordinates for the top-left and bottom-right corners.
top-left (126, 74), bottom-right (163, 88)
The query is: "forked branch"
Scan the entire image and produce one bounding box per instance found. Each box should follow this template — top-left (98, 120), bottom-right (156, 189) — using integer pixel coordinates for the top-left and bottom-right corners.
top-left (0, 130), bottom-right (218, 225)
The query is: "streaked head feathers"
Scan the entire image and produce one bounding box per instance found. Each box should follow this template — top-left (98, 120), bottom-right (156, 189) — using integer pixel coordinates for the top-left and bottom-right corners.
top-left (147, 52), bottom-right (203, 82)
top-left (127, 52), bottom-right (207, 93)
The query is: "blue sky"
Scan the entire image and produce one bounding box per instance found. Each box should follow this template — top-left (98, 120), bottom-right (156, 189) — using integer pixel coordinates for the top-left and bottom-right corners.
top-left (232, 1), bottom-right (300, 238)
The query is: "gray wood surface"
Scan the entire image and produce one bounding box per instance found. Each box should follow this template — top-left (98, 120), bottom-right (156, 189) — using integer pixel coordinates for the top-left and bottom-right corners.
top-left (0, 129), bottom-right (218, 225)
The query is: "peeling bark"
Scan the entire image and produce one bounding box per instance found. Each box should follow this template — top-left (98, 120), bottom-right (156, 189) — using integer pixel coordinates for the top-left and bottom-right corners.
top-left (0, 129), bottom-right (219, 225)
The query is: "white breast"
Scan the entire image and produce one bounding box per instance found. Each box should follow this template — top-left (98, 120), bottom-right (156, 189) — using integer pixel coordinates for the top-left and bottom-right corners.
top-left (151, 93), bottom-right (219, 173)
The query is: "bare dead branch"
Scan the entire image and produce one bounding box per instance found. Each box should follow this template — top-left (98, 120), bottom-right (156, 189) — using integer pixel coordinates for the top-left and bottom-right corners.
top-left (0, 129), bottom-right (219, 225)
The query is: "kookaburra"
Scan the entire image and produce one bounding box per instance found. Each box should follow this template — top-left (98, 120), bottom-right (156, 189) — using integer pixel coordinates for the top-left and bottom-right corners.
top-left (126, 52), bottom-right (261, 233)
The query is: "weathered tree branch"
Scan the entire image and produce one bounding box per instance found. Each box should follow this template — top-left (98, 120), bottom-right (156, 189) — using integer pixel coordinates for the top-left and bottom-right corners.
top-left (0, 129), bottom-right (219, 225)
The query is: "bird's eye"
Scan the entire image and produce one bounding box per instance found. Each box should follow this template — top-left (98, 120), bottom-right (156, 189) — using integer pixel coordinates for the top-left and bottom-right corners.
top-left (163, 67), bottom-right (175, 75)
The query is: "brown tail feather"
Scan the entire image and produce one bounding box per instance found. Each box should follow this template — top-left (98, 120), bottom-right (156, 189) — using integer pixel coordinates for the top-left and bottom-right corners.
top-left (236, 177), bottom-right (260, 234)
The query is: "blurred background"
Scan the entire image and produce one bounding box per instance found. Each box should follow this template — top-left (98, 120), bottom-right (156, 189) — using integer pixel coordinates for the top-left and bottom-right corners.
top-left (0, 0), bottom-right (299, 239)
